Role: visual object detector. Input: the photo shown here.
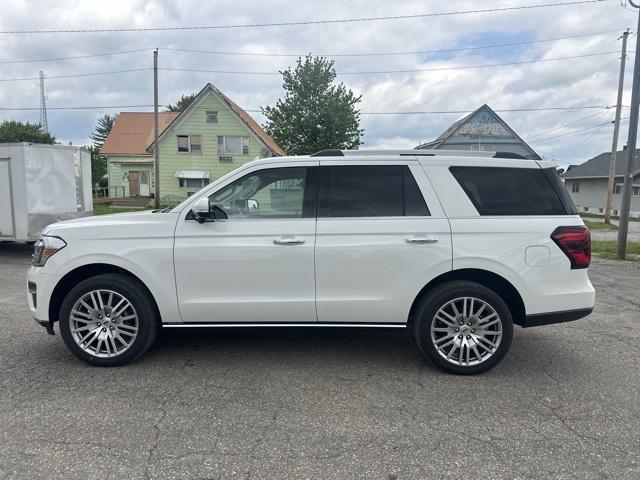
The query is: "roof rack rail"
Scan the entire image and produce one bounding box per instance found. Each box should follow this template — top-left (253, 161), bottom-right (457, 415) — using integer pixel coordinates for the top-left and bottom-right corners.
top-left (310, 149), bottom-right (496, 158)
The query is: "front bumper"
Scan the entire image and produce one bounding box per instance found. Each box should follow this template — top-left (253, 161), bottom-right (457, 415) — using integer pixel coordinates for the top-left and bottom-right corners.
top-left (520, 307), bottom-right (594, 328)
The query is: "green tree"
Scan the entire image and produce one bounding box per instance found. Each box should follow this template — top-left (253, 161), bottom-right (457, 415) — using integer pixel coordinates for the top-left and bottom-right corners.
top-left (165, 93), bottom-right (197, 112)
top-left (88, 114), bottom-right (115, 186)
top-left (89, 114), bottom-right (115, 148)
top-left (262, 55), bottom-right (363, 155)
top-left (0, 120), bottom-right (55, 144)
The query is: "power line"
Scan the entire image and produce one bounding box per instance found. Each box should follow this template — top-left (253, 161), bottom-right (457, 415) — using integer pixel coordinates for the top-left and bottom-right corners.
top-left (0, 49), bottom-right (150, 65)
top-left (160, 28), bottom-right (628, 58)
top-left (160, 51), bottom-right (620, 77)
top-left (0, 105), bottom-right (156, 111)
top-left (526, 109), bottom-right (610, 140)
top-left (0, 0), bottom-right (611, 34)
top-left (529, 119), bottom-right (615, 142)
top-left (0, 27), bottom-right (626, 64)
top-left (0, 105), bottom-right (617, 113)
top-left (0, 50), bottom-right (619, 82)
top-left (0, 67), bottom-right (151, 82)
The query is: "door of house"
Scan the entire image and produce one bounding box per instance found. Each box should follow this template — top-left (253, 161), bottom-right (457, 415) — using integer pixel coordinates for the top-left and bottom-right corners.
top-left (139, 171), bottom-right (150, 196)
top-left (129, 171), bottom-right (139, 196)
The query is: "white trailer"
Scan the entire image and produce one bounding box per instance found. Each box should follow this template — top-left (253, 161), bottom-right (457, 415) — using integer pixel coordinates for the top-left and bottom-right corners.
top-left (0, 143), bottom-right (93, 242)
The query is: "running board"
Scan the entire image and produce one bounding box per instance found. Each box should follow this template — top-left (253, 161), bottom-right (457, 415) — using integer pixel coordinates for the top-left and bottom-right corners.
top-left (162, 322), bottom-right (407, 329)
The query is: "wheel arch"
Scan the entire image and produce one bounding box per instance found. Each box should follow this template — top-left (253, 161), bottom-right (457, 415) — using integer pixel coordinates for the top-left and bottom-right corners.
top-left (49, 263), bottom-right (163, 327)
top-left (408, 269), bottom-right (526, 327)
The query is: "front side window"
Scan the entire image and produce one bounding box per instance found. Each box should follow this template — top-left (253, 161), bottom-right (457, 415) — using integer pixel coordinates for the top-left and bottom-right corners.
top-left (208, 167), bottom-right (310, 219)
top-left (218, 136), bottom-right (249, 155)
top-left (318, 165), bottom-right (429, 218)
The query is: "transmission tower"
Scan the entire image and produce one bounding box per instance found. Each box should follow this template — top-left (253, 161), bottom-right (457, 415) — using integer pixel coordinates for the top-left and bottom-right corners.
top-left (39, 70), bottom-right (48, 132)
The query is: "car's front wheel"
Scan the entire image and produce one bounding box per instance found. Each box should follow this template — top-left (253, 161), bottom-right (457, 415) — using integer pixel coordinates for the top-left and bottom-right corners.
top-left (59, 273), bottom-right (159, 366)
top-left (413, 281), bottom-right (513, 375)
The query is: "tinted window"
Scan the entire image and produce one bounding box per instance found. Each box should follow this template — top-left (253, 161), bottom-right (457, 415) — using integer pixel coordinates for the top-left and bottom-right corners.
top-left (450, 166), bottom-right (569, 216)
top-left (318, 165), bottom-right (429, 217)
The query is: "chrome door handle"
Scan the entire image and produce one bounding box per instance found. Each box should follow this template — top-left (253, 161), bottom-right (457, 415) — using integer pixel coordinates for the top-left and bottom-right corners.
top-left (273, 237), bottom-right (305, 245)
top-left (406, 235), bottom-right (439, 244)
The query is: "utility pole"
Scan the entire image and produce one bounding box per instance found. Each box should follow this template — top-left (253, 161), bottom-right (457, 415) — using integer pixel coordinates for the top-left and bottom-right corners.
top-left (605, 30), bottom-right (629, 224)
top-left (617, 2), bottom-right (640, 259)
top-left (153, 48), bottom-right (160, 209)
top-left (38, 71), bottom-right (48, 133)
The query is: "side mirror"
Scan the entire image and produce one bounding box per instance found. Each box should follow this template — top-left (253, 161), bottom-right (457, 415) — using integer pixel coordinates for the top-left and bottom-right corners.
top-left (192, 197), bottom-right (214, 223)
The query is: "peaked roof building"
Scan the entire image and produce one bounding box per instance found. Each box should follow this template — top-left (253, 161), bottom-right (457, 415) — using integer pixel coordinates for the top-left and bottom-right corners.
top-left (415, 104), bottom-right (540, 160)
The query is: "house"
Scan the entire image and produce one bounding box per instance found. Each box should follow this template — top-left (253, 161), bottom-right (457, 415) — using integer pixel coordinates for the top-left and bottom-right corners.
top-left (415, 104), bottom-right (540, 160)
top-left (563, 147), bottom-right (640, 218)
top-left (101, 83), bottom-right (284, 205)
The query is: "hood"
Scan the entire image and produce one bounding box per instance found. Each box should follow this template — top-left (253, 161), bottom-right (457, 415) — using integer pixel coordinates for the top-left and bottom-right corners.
top-left (43, 210), bottom-right (180, 242)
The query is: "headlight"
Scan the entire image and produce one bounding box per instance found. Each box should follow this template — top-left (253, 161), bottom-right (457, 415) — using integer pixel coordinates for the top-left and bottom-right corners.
top-left (32, 236), bottom-right (66, 267)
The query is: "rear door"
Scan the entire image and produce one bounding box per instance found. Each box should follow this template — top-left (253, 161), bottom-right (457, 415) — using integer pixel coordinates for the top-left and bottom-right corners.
top-left (314, 160), bottom-right (452, 325)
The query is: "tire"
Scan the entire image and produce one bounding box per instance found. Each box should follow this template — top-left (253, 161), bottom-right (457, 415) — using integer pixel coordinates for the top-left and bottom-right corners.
top-left (59, 273), bottom-right (159, 366)
top-left (413, 280), bottom-right (513, 375)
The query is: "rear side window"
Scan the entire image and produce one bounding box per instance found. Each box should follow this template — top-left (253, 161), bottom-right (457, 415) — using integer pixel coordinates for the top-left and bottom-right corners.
top-left (450, 166), bottom-right (572, 216)
top-left (318, 165), bottom-right (429, 217)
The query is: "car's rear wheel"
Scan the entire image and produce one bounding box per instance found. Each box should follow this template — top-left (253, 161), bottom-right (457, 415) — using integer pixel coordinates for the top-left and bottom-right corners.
top-left (413, 280), bottom-right (513, 375)
top-left (59, 273), bottom-right (159, 366)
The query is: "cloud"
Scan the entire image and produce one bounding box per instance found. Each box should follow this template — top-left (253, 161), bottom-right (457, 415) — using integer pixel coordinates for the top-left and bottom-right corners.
top-left (0, 0), bottom-right (635, 166)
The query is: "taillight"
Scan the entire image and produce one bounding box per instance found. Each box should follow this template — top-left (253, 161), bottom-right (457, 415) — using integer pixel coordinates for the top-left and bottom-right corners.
top-left (551, 226), bottom-right (591, 269)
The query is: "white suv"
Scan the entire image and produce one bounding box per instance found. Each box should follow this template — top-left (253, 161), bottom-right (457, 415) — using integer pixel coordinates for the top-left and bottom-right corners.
top-left (27, 150), bottom-right (594, 374)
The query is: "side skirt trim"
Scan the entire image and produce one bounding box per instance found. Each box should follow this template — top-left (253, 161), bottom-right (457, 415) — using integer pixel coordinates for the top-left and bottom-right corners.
top-left (162, 322), bottom-right (407, 329)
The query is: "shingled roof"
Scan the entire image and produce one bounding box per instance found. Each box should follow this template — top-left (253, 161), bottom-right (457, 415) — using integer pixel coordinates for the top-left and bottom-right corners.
top-left (563, 148), bottom-right (640, 179)
top-left (100, 112), bottom-right (179, 155)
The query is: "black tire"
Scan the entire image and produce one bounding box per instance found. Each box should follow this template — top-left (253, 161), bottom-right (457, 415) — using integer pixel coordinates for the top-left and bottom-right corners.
top-left (59, 273), bottom-right (159, 366)
top-left (413, 280), bottom-right (513, 375)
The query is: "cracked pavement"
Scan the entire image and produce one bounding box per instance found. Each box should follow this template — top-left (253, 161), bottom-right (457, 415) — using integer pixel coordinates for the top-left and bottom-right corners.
top-left (1, 243), bottom-right (639, 479)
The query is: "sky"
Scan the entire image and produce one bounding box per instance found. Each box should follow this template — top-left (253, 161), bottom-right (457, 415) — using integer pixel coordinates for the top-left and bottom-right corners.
top-left (0, 0), bottom-right (638, 168)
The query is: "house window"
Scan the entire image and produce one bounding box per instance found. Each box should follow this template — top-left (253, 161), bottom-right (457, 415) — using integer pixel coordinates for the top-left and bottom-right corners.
top-left (190, 135), bottom-right (202, 153)
top-left (572, 182), bottom-right (580, 193)
top-left (614, 183), bottom-right (623, 194)
top-left (206, 111), bottom-right (218, 123)
top-left (219, 156), bottom-right (233, 163)
top-left (177, 135), bottom-right (189, 152)
top-left (178, 178), bottom-right (209, 189)
top-left (177, 135), bottom-right (202, 153)
top-left (633, 186), bottom-right (640, 197)
top-left (218, 136), bottom-right (249, 155)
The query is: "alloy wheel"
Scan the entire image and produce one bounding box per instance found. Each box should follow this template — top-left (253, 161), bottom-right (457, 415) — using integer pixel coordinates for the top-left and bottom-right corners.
top-left (69, 289), bottom-right (139, 358)
top-left (430, 296), bottom-right (503, 367)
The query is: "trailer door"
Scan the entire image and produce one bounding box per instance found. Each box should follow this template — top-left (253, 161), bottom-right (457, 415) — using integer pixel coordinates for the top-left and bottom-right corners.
top-left (0, 158), bottom-right (15, 238)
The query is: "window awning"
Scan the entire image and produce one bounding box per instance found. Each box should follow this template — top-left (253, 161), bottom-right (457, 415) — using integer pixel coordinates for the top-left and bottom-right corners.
top-left (174, 170), bottom-right (210, 179)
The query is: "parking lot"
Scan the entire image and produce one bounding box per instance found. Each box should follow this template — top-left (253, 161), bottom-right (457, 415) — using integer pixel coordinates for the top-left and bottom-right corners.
top-left (0, 243), bottom-right (639, 480)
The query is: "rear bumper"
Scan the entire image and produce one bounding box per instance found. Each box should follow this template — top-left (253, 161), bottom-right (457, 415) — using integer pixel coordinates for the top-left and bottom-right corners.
top-left (520, 307), bottom-right (593, 328)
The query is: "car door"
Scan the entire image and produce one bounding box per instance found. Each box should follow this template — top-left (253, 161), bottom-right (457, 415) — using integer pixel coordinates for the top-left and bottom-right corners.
top-left (173, 160), bottom-right (318, 323)
top-left (315, 160), bottom-right (452, 325)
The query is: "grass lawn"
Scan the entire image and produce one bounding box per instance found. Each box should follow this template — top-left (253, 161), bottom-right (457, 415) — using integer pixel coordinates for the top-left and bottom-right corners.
top-left (583, 220), bottom-right (618, 231)
top-left (580, 212), bottom-right (639, 222)
top-left (591, 240), bottom-right (640, 261)
top-left (92, 204), bottom-right (148, 216)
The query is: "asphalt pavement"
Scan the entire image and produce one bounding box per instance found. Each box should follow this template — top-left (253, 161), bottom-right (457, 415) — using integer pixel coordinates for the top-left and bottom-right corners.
top-left (1, 242), bottom-right (639, 479)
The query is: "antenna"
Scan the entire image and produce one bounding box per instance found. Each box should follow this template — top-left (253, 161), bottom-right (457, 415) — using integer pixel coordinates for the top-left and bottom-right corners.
top-left (39, 70), bottom-right (48, 132)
